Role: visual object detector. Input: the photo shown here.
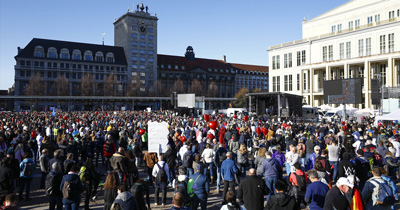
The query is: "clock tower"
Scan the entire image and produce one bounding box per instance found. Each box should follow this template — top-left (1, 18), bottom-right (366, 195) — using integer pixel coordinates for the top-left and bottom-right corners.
top-left (114, 3), bottom-right (158, 95)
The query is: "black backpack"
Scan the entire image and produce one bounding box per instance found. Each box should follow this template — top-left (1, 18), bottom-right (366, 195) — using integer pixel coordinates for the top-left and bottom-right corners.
top-left (156, 163), bottom-right (168, 183)
top-left (218, 150), bottom-right (227, 165)
top-left (45, 173), bottom-right (61, 196)
top-left (295, 173), bottom-right (306, 192)
top-left (22, 161), bottom-right (35, 177)
top-left (175, 179), bottom-right (191, 204)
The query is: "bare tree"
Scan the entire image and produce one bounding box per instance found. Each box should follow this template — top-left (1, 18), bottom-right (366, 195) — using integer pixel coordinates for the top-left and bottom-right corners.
top-left (104, 71), bottom-right (118, 96)
top-left (207, 81), bottom-right (219, 97)
top-left (252, 88), bottom-right (262, 93)
top-left (80, 73), bottom-right (94, 96)
top-left (95, 83), bottom-right (104, 96)
top-left (24, 72), bottom-right (44, 96)
top-left (126, 75), bottom-right (141, 96)
top-left (171, 79), bottom-right (184, 94)
top-left (149, 80), bottom-right (164, 97)
top-left (189, 79), bottom-right (203, 96)
top-left (52, 74), bottom-right (70, 96)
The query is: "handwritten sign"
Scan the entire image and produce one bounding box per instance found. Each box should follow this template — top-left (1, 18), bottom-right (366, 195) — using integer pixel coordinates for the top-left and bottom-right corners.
top-left (148, 121), bottom-right (169, 155)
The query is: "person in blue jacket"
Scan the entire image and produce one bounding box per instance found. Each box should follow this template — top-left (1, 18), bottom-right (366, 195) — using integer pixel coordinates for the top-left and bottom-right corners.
top-left (221, 152), bottom-right (238, 204)
top-left (261, 151), bottom-right (282, 202)
top-left (60, 165), bottom-right (84, 210)
top-left (19, 152), bottom-right (36, 201)
top-left (190, 164), bottom-right (210, 210)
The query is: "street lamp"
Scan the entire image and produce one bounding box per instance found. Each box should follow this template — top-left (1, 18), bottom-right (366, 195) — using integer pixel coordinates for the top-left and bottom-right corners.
top-left (375, 74), bottom-right (383, 115)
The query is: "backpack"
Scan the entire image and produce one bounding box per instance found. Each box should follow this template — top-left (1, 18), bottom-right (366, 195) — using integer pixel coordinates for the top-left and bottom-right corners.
top-left (315, 158), bottom-right (327, 171)
top-left (218, 150), bottom-right (227, 165)
top-left (62, 180), bottom-right (75, 199)
top-left (45, 173), bottom-right (61, 196)
top-left (295, 173), bottom-right (306, 192)
top-left (22, 161), bottom-right (34, 177)
top-left (367, 157), bottom-right (375, 172)
top-left (79, 166), bottom-right (89, 183)
top-left (156, 163), bottom-right (168, 183)
top-left (370, 179), bottom-right (395, 206)
top-left (175, 179), bottom-right (192, 205)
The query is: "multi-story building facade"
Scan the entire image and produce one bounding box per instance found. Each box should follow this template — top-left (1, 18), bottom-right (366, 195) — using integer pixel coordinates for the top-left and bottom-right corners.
top-left (157, 46), bottom-right (268, 98)
top-left (268, 0), bottom-right (400, 108)
top-left (114, 3), bottom-right (158, 94)
top-left (13, 38), bottom-right (127, 109)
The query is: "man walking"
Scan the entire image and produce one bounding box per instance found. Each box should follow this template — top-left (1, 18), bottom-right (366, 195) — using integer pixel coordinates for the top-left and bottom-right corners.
top-left (190, 165), bottom-right (209, 210)
top-left (238, 168), bottom-right (268, 210)
top-left (221, 152), bottom-right (238, 204)
top-left (260, 151), bottom-right (282, 201)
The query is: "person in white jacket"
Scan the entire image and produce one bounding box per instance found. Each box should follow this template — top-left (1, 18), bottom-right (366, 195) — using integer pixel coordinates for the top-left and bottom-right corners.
top-left (285, 145), bottom-right (299, 176)
top-left (201, 143), bottom-right (215, 182)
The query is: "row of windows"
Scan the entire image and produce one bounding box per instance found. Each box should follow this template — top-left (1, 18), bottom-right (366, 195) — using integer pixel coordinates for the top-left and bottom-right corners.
top-left (272, 74), bottom-right (301, 92)
top-left (19, 70), bottom-right (126, 81)
top-left (131, 49), bottom-right (154, 54)
top-left (132, 26), bottom-right (154, 33)
top-left (19, 60), bottom-right (125, 71)
top-left (272, 50), bottom-right (306, 70)
top-left (331, 9), bottom-right (400, 33)
top-left (131, 34), bottom-right (154, 40)
top-left (131, 57), bottom-right (154, 62)
top-left (131, 41), bottom-right (154, 47)
top-left (33, 46), bottom-right (115, 63)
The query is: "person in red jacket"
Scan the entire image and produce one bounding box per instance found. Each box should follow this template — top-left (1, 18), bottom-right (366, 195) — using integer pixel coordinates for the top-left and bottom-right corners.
top-left (103, 134), bottom-right (116, 172)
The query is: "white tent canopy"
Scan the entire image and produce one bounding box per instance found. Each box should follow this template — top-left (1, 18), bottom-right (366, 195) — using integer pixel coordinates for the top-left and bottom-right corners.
top-left (317, 104), bottom-right (333, 111)
top-left (355, 108), bottom-right (376, 117)
top-left (375, 108), bottom-right (400, 122)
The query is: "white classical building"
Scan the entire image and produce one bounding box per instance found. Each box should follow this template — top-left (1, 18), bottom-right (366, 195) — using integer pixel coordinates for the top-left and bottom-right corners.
top-left (268, 0), bottom-right (400, 108)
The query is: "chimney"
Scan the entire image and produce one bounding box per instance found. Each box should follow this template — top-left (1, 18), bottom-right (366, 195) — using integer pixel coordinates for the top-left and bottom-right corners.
top-left (223, 55), bottom-right (226, 62)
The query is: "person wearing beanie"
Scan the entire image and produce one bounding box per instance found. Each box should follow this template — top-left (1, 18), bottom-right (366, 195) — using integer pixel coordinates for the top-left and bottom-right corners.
top-left (337, 152), bottom-right (356, 180)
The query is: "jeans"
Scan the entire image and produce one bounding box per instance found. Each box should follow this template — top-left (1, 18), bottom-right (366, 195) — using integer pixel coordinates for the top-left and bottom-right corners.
top-left (63, 199), bottom-right (79, 210)
top-left (135, 157), bottom-right (141, 167)
top-left (265, 177), bottom-right (278, 202)
top-left (168, 167), bottom-right (176, 185)
top-left (49, 195), bottom-right (63, 210)
top-left (204, 162), bottom-right (214, 178)
top-left (40, 171), bottom-right (48, 189)
top-left (329, 161), bottom-right (338, 181)
top-left (147, 166), bottom-right (154, 185)
top-left (222, 180), bottom-right (235, 203)
top-left (285, 163), bottom-right (291, 176)
top-left (299, 158), bottom-right (306, 171)
top-left (192, 195), bottom-right (207, 210)
top-left (19, 177), bottom-right (32, 199)
top-left (117, 172), bottom-right (125, 183)
top-left (216, 167), bottom-right (222, 191)
top-left (155, 185), bottom-right (167, 204)
top-left (238, 165), bottom-right (247, 179)
top-left (305, 153), bottom-right (312, 169)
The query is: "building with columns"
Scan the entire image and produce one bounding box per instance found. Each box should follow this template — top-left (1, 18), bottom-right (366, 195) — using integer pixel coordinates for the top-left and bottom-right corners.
top-left (268, 0), bottom-right (400, 108)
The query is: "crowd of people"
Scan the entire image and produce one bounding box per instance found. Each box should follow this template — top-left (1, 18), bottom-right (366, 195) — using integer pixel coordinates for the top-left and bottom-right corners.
top-left (0, 110), bottom-right (399, 210)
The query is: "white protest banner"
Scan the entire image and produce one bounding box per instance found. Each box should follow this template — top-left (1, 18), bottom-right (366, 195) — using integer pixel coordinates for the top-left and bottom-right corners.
top-left (148, 121), bottom-right (169, 155)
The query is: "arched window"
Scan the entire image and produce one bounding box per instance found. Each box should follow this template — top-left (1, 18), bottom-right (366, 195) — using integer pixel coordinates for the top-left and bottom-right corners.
top-left (60, 48), bottom-right (70, 59)
top-left (95, 51), bottom-right (104, 62)
top-left (34, 46), bottom-right (45, 57)
top-left (47, 47), bottom-right (58, 58)
top-left (84, 50), bottom-right (93, 61)
top-left (72, 49), bottom-right (82, 60)
top-left (106, 52), bottom-right (115, 63)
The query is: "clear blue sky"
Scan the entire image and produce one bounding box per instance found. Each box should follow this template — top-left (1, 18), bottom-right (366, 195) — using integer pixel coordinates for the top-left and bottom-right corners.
top-left (0, 0), bottom-right (349, 90)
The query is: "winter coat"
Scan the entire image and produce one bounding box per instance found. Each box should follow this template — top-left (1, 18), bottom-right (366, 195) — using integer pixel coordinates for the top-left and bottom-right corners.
top-left (110, 152), bottom-right (127, 174)
top-left (163, 148), bottom-right (177, 169)
top-left (60, 173), bottom-right (84, 203)
top-left (48, 157), bottom-right (64, 174)
top-left (104, 188), bottom-right (118, 210)
top-left (254, 156), bottom-right (266, 175)
top-left (265, 193), bottom-right (299, 210)
top-left (272, 151), bottom-right (286, 167)
top-left (45, 170), bottom-right (63, 196)
top-left (190, 172), bottom-right (209, 198)
top-left (103, 140), bottom-right (116, 157)
top-left (236, 151), bottom-right (248, 166)
top-left (19, 158), bottom-right (35, 178)
top-left (221, 158), bottom-right (238, 181)
top-left (238, 175), bottom-right (268, 210)
top-left (323, 186), bottom-right (350, 210)
top-left (261, 158), bottom-right (282, 178)
top-left (113, 191), bottom-right (139, 210)
top-left (361, 177), bottom-right (392, 210)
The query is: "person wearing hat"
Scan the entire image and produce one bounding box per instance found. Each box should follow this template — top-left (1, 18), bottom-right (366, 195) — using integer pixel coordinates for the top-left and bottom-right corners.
top-left (323, 177), bottom-right (353, 210)
top-left (189, 164), bottom-right (209, 210)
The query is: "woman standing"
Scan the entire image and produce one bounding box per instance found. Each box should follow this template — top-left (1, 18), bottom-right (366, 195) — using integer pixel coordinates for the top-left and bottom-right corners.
top-left (201, 143), bottom-right (215, 183)
top-left (254, 147), bottom-right (266, 177)
top-left (103, 172), bottom-right (120, 210)
top-left (237, 144), bottom-right (249, 179)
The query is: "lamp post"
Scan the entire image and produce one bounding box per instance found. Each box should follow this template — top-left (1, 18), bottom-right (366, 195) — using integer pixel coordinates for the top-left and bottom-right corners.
top-left (375, 74), bottom-right (382, 115)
